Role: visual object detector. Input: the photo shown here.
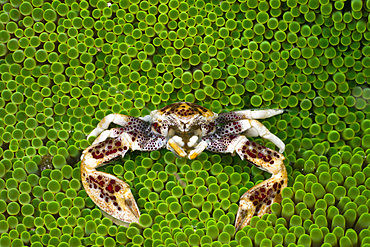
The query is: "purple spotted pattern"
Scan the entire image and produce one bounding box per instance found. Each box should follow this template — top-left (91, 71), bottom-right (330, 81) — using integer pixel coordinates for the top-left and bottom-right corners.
top-left (216, 121), bottom-right (245, 136)
top-left (204, 135), bottom-right (239, 153)
top-left (215, 112), bottom-right (244, 125)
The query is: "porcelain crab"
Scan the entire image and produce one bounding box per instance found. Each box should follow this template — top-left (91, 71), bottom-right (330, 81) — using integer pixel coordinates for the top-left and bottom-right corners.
top-left (80, 102), bottom-right (287, 231)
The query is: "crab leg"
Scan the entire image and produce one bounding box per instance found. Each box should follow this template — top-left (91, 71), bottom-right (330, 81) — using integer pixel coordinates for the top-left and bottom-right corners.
top-left (81, 128), bottom-right (166, 224)
top-left (215, 120), bottom-right (285, 153)
top-left (90, 129), bottom-right (125, 145)
top-left (204, 135), bottom-right (287, 231)
top-left (88, 114), bottom-right (145, 139)
top-left (215, 109), bottom-right (283, 125)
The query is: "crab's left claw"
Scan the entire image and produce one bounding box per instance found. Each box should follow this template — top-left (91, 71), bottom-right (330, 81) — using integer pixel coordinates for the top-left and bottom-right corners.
top-left (204, 134), bottom-right (287, 231)
top-left (233, 136), bottom-right (287, 231)
top-left (81, 134), bottom-right (140, 223)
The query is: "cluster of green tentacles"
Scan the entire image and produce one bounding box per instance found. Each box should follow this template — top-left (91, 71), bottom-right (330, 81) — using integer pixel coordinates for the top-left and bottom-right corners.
top-left (0, 0), bottom-right (370, 246)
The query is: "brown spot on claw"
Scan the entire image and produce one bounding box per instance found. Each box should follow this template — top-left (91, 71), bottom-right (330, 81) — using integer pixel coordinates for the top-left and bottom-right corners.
top-left (92, 152), bottom-right (104, 159)
top-left (247, 150), bottom-right (256, 158)
top-left (268, 189), bottom-right (273, 196)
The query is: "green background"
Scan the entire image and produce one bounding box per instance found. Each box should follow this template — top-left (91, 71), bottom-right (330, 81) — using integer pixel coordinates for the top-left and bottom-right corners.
top-left (0, 0), bottom-right (370, 246)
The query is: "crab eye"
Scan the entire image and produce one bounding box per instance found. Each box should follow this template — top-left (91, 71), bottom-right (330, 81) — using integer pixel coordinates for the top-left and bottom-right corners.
top-left (152, 122), bottom-right (167, 136)
top-left (152, 122), bottom-right (160, 132)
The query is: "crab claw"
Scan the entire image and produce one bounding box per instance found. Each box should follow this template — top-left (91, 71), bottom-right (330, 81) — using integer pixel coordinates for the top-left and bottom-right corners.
top-left (82, 169), bottom-right (140, 223)
top-left (234, 137), bottom-right (287, 231)
top-left (234, 172), bottom-right (286, 231)
top-left (81, 136), bottom-right (141, 224)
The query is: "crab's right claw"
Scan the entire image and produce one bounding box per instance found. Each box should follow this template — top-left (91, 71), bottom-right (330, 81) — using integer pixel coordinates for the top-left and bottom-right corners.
top-left (234, 173), bottom-right (286, 231)
top-left (81, 135), bottom-right (141, 224)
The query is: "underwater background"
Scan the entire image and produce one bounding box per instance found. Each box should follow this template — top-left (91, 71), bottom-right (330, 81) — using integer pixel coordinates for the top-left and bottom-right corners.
top-left (1, 0), bottom-right (370, 246)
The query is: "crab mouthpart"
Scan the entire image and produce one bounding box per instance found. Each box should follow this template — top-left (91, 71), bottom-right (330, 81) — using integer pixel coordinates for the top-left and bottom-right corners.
top-left (167, 138), bottom-right (187, 158)
top-left (188, 135), bottom-right (198, 147)
top-left (172, 135), bottom-right (185, 147)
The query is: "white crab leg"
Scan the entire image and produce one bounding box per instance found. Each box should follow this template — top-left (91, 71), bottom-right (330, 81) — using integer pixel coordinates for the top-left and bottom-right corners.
top-left (247, 120), bottom-right (285, 153)
top-left (91, 129), bottom-right (124, 145)
top-left (88, 114), bottom-right (134, 139)
top-left (216, 109), bottom-right (284, 125)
